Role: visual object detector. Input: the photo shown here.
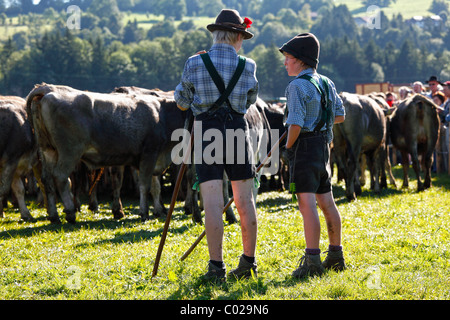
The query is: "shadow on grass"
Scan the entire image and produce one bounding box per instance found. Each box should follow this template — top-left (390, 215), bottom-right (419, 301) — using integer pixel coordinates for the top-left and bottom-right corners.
top-left (167, 271), bottom-right (320, 300)
top-left (332, 165), bottom-right (450, 205)
top-left (0, 202), bottom-right (193, 242)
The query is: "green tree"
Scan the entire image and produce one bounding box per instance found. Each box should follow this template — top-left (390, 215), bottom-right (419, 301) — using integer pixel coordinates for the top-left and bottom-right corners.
top-left (88, 0), bottom-right (123, 34)
top-left (90, 37), bottom-right (109, 91)
top-left (429, 0), bottom-right (449, 15)
top-left (147, 20), bottom-right (176, 40)
top-left (158, 0), bottom-right (186, 20)
top-left (311, 5), bottom-right (358, 41)
top-left (395, 39), bottom-right (422, 82)
top-left (249, 44), bottom-right (289, 98)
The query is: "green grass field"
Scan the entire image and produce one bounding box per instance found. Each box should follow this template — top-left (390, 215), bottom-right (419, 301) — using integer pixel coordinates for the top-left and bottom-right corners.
top-left (1, 166), bottom-right (449, 300)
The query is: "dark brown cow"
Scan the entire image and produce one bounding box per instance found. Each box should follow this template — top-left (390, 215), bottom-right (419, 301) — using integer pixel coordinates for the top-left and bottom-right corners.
top-left (333, 92), bottom-right (387, 201)
top-left (390, 94), bottom-right (440, 191)
top-left (0, 96), bottom-right (38, 221)
top-left (26, 84), bottom-right (186, 224)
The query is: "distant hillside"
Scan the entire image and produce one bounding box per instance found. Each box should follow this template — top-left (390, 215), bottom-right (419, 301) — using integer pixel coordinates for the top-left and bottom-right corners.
top-left (335, 0), bottom-right (435, 19)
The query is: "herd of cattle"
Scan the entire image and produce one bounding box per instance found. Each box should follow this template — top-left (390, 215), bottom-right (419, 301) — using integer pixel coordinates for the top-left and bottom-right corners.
top-left (0, 83), bottom-right (441, 224)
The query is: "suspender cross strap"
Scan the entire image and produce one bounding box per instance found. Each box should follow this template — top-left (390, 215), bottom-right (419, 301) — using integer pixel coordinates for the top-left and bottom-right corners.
top-left (200, 52), bottom-right (246, 111)
top-left (297, 74), bottom-right (331, 132)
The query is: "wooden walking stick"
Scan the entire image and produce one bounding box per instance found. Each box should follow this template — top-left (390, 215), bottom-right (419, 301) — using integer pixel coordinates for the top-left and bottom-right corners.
top-left (152, 113), bottom-right (194, 279)
top-left (180, 130), bottom-right (287, 262)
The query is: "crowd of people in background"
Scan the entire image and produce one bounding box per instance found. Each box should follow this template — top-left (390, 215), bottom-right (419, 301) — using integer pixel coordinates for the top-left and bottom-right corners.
top-left (385, 76), bottom-right (450, 173)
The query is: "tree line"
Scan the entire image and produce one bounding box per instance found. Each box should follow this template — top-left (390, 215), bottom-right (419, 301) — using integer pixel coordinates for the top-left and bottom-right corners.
top-left (0, 0), bottom-right (449, 98)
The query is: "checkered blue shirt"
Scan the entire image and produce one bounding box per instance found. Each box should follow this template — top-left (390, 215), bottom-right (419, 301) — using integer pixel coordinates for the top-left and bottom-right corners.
top-left (285, 68), bottom-right (345, 143)
top-left (174, 43), bottom-right (259, 116)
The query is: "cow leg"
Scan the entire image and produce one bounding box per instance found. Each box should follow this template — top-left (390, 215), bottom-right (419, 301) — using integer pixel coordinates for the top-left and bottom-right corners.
top-left (423, 153), bottom-right (433, 189)
top-left (345, 157), bottom-right (358, 201)
top-left (184, 164), bottom-right (202, 223)
top-left (11, 175), bottom-right (36, 222)
top-left (359, 154), bottom-right (367, 187)
top-left (372, 152), bottom-right (381, 193)
top-left (384, 146), bottom-right (396, 188)
top-left (88, 184), bottom-right (99, 213)
top-left (51, 152), bottom-right (85, 224)
top-left (409, 148), bottom-right (424, 192)
top-left (400, 151), bottom-right (410, 189)
top-left (54, 176), bottom-right (77, 223)
top-left (0, 164), bottom-right (16, 218)
top-left (0, 196), bottom-right (4, 218)
top-left (367, 149), bottom-right (381, 194)
top-left (138, 154), bottom-right (158, 221)
top-left (150, 175), bottom-right (167, 218)
top-left (36, 149), bottom-right (62, 223)
top-left (110, 166), bottom-right (125, 219)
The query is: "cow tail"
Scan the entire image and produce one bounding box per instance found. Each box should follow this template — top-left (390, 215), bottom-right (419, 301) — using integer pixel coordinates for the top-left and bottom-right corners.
top-left (25, 85), bottom-right (56, 159)
top-left (25, 84), bottom-right (52, 129)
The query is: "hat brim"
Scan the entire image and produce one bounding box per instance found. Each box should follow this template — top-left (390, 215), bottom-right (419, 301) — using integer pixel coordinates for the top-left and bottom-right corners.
top-left (207, 24), bottom-right (253, 39)
top-left (426, 80), bottom-right (443, 85)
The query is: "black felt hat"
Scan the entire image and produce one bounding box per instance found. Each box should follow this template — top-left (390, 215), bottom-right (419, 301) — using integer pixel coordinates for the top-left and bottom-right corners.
top-left (207, 9), bottom-right (254, 40)
top-left (279, 33), bottom-right (320, 69)
top-left (425, 75), bottom-right (442, 84)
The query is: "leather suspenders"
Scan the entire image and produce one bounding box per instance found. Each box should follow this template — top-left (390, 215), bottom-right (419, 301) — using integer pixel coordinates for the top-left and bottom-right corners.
top-left (200, 52), bottom-right (246, 112)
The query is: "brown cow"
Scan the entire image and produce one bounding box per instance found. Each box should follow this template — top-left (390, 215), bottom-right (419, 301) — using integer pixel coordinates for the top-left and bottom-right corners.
top-left (389, 94), bottom-right (440, 191)
top-left (0, 96), bottom-right (38, 222)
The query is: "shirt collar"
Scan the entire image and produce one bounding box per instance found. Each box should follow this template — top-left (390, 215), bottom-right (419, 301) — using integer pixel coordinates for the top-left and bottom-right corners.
top-left (296, 68), bottom-right (315, 78)
top-left (209, 43), bottom-right (238, 54)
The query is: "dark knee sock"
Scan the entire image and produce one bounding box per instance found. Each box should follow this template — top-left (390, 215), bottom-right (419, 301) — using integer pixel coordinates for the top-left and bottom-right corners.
top-left (242, 254), bottom-right (255, 264)
top-left (210, 260), bottom-right (224, 268)
top-left (305, 248), bottom-right (321, 255)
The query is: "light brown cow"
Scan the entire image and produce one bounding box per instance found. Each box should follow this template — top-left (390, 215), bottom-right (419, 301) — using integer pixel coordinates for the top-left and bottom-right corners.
top-left (26, 84), bottom-right (187, 224)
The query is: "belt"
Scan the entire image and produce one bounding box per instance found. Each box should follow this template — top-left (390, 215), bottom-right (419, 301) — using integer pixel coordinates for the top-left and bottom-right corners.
top-left (299, 130), bottom-right (327, 137)
top-left (195, 106), bottom-right (243, 121)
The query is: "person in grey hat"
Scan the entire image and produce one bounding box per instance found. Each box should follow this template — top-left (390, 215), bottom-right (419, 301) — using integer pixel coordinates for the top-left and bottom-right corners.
top-left (175, 9), bottom-right (258, 282)
top-left (279, 33), bottom-right (347, 279)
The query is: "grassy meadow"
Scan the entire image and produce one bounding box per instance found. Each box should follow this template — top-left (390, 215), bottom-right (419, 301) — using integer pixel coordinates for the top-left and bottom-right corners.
top-left (0, 166), bottom-right (449, 301)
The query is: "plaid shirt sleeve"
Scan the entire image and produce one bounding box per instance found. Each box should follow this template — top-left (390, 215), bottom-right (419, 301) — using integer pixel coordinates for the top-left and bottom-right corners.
top-left (174, 59), bottom-right (196, 111)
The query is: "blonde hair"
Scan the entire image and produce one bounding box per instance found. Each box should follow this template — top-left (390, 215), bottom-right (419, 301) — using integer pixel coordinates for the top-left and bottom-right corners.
top-left (212, 30), bottom-right (240, 45)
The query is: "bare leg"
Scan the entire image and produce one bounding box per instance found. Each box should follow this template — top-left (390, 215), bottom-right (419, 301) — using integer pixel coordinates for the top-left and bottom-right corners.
top-left (297, 193), bottom-right (321, 249)
top-left (231, 178), bottom-right (257, 257)
top-left (316, 191), bottom-right (342, 246)
top-left (200, 179), bottom-right (224, 262)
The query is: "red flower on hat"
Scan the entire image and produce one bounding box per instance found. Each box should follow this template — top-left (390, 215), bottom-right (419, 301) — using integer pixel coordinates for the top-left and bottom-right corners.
top-left (243, 17), bottom-right (252, 29)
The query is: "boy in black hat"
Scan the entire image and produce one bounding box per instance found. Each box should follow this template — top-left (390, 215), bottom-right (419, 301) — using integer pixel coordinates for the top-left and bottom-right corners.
top-left (175, 9), bottom-right (258, 282)
top-left (279, 33), bottom-right (347, 279)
